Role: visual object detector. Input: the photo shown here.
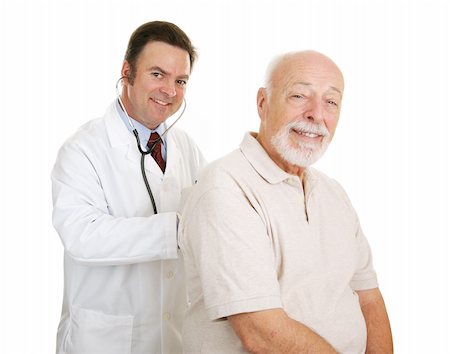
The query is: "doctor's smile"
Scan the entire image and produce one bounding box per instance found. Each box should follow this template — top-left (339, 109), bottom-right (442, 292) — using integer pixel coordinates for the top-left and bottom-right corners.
top-left (150, 97), bottom-right (171, 106)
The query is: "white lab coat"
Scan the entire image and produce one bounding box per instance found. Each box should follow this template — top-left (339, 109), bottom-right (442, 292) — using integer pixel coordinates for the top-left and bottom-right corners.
top-left (52, 102), bottom-right (206, 354)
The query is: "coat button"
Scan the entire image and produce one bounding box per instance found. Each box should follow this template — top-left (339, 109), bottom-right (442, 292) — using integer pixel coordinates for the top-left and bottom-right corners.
top-left (166, 271), bottom-right (174, 279)
top-left (163, 312), bottom-right (171, 320)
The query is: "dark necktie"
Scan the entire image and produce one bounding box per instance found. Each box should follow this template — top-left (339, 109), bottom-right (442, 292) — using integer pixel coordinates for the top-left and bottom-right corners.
top-left (147, 132), bottom-right (166, 173)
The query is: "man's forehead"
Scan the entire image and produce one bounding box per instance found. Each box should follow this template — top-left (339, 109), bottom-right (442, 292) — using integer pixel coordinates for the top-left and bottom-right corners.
top-left (274, 53), bottom-right (344, 90)
top-left (290, 81), bottom-right (343, 96)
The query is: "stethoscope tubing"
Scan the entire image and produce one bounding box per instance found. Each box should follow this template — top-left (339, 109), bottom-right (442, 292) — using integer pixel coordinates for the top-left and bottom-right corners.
top-left (115, 77), bottom-right (187, 214)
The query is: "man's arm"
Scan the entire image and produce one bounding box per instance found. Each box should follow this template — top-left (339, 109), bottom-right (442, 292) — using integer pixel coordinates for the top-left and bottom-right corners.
top-left (357, 288), bottom-right (393, 354)
top-left (228, 308), bottom-right (337, 354)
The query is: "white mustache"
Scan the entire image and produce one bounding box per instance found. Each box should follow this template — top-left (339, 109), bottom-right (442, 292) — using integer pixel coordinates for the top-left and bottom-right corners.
top-left (287, 120), bottom-right (329, 137)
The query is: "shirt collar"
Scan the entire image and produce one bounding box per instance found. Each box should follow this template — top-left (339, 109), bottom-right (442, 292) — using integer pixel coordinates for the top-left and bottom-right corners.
top-left (115, 99), bottom-right (167, 150)
top-left (239, 132), bottom-right (318, 186)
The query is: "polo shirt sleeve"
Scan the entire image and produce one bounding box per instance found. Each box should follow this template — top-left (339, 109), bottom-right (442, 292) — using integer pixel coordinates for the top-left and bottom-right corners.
top-left (330, 178), bottom-right (379, 291)
top-left (184, 187), bottom-right (282, 321)
top-left (349, 218), bottom-right (379, 291)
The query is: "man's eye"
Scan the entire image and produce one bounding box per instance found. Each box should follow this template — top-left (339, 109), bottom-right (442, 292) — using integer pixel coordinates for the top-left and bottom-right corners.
top-left (151, 72), bottom-right (163, 78)
top-left (292, 94), bottom-right (304, 99)
top-left (327, 100), bottom-right (338, 107)
top-left (177, 80), bottom-right (187, 86)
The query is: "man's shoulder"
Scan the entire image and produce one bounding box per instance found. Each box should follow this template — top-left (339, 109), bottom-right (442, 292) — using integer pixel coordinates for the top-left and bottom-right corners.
top-left (180, 149), bottom-right (249, 218)
top-left (309, 167), bottom-right (342, 189)
top-left (195, 149), bottom-right (248, 189)
top-left (309, 167), bottom-right (354, 209)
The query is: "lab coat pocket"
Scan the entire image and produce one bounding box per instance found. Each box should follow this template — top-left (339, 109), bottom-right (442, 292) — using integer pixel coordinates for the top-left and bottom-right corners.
top-left (65, 306), bottom-right (133, 354)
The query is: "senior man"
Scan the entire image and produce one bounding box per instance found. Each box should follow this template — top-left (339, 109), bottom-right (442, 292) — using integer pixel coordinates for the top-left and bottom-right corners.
top-left (179, 51), bottom-right (393, 353)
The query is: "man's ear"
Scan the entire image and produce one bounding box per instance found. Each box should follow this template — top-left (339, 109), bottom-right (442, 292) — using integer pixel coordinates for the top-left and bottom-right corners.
top-left (256, 87), bottom-right (267, 120)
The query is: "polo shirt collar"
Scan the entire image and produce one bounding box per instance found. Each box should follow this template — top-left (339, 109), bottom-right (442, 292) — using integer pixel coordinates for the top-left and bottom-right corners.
top-left (239, 132), bottom-right (318, 186)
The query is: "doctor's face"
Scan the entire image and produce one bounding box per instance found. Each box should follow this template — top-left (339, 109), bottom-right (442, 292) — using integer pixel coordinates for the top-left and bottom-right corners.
top-left (121, 41), bottom-right (191, 130)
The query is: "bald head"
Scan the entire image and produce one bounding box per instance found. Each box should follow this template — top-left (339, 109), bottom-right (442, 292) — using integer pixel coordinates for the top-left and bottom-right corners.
top-left (264, 51), bottom-right (344, 99)
top-left (256, 50), bottom-right (345, 176)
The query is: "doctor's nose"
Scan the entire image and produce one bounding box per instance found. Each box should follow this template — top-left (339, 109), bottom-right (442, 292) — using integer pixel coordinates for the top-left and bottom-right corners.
top-left (160, 81), bottom-right (177, 98)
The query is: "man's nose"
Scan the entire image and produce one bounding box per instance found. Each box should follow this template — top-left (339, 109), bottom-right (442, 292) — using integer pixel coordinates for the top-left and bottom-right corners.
top-left (304, 97), bottom-right (324, 123)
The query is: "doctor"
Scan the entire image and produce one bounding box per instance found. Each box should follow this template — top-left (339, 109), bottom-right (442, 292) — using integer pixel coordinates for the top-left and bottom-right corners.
top-left (51, 21), bottom-right (206, 354)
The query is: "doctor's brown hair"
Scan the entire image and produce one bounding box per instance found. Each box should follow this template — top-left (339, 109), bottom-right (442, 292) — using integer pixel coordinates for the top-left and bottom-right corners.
top-left (124, 21), bottom-right (197, 85)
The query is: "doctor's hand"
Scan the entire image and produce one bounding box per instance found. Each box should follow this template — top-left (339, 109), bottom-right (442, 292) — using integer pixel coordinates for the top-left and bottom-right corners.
top-left (176, 184), bottom-right (197, 247)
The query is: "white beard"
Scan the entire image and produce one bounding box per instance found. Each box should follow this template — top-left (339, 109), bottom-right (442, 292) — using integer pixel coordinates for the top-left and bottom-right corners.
top-left (271, 120), bottom-right (331, 168)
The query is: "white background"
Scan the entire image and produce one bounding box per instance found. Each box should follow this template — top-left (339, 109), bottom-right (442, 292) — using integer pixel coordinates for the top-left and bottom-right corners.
top-left (0, 0), bottom-right (448, 353)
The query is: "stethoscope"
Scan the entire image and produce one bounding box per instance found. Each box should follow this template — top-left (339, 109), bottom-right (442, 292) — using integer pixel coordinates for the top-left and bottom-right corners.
top-left (115, 77), bottom-right (187, 214)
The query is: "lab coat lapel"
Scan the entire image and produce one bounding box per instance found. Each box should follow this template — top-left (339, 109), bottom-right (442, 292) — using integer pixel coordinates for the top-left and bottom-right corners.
top-left (104, 102), bottom-right (143, 168)
top-left (123, 135), bottom-right (162, 177)
top-left (158, 130), bottom-right (183, 212)
top-left (107, 110), bottom-right (147, 170)
top-left (105, 102), bottom-right (133, 148)
top-left (104, 102), bottom-right (161, 177)
top-left (143, 130), bottom-right (182, 179)
top-left (165, 131), bottom-right (182, 176)
top-left (143, 125), bottom-right (181, 179)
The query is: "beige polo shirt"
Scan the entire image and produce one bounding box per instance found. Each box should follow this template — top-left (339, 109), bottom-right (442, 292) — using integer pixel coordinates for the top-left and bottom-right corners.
top-left (179, 132), bottom-right (378, 354)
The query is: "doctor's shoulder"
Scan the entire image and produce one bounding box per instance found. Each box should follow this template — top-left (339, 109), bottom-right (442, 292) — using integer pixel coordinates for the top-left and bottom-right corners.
top-left (62, 117), bottom-right (107, 149)
top-left (169, 126), bottom-right (205, 162)
top-left (169, 126), bottom-right (198, 148)
top-left (55, 116), bottom-right (109, 165)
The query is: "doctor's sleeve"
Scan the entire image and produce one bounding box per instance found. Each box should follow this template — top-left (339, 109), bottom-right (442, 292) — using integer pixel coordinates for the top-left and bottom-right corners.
top-left (51, 140), bottom-right (178, 266)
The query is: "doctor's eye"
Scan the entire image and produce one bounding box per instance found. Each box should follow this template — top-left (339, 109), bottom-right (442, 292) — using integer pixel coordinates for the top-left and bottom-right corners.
top-left (176, 79), bottom-right (188, 86)
top-left (151, 72), bottom-right (163, 79)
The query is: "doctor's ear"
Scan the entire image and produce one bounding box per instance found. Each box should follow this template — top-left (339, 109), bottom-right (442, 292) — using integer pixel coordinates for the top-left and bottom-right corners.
top-left (121, 60), bottom-right (132, 85)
